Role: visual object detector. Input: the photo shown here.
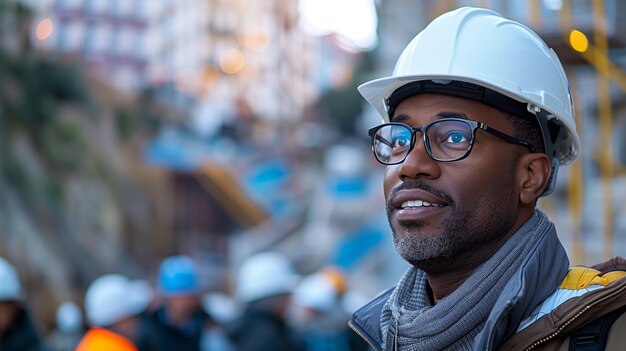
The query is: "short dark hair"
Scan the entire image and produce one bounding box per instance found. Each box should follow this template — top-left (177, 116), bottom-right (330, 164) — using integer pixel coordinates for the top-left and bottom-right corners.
top-left (504, 114), bottom-right (545, 154)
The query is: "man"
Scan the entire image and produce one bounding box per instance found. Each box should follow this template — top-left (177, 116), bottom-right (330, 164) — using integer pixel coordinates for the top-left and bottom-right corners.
top-left (75, 274), bottom-right (149, 351)
top-left (349, 7), bottom-right (626, 350)
top-left (137, 255), bottom-right (230, 351)
top-left (0, 257), bottom-right (48, 351)
top-left (292, 268), bottom-right (369, 351)
top-left (46, 301), bottom-right (84, 351)
top-left (227, 251), bottom-right (305, 351)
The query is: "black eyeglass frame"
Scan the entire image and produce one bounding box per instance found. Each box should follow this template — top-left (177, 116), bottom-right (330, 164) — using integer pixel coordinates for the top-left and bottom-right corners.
top-left (368, 118), bottom-right (536, 165)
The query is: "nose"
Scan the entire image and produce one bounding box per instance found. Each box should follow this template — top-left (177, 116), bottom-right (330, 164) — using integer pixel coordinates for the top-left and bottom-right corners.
top-left (397, 134), bottom-right (440, 180)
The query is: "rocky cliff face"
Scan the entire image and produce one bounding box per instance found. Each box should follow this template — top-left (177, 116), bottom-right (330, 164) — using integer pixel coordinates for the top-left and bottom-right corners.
top-left (0, 50), bottom-right (176, 329)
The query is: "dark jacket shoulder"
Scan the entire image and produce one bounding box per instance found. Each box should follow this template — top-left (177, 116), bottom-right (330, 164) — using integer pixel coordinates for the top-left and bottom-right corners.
top-left (0, 307), bottom-right (48, 351)
top-left (348, 288), bottom-right (394, 351)
top-left (227, 307), bottom-right (305, 351)
top-left (137, 307), bottom-right (209, 351)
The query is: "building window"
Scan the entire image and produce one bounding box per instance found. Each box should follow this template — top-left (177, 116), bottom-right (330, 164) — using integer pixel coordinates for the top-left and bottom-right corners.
top-left (95, 25), bottom-right (110, 54)
top-left (110, 27), bottom-right (120, 55)
top-left (56, 0), bottom-right (69, 9)
top-left (84, 23), bottom-right (95, 54)
top-left (109, 0), bottom-right (119, 16)
top-left (134, 0), bottom-right (146, 20)
top-left (124, 0), bottom-right (137, 18)
top-left (84, 0), bottom-right (94, 13)
top-left (84, 0), bottom-right (107, 14)
top-left (57, 22), bottom-right (68, 51)
top-left (59, 21), bottom-right (84, 52)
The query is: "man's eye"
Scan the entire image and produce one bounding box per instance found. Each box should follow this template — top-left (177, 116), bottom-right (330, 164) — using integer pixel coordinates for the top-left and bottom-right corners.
top-left (392, 135), bottom-right (411, 148)
top-left (444, 132), bottom-right (468, 144)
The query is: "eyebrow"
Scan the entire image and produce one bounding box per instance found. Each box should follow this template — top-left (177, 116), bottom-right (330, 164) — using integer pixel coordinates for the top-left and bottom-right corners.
top-left (390, 111), bottom-right (469, 123)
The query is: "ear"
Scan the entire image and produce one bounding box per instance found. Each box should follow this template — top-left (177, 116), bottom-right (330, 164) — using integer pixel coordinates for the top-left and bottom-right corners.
top-left (517, 153), bottom-right (551, 205)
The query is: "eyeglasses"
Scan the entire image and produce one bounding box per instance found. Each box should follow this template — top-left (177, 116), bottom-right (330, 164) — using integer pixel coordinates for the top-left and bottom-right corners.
top-left (368, 118), bottom-right (535, 165)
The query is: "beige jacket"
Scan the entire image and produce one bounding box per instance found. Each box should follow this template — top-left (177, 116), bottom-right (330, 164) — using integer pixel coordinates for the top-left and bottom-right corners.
top-left (498, 257), bottom-right (626, 351)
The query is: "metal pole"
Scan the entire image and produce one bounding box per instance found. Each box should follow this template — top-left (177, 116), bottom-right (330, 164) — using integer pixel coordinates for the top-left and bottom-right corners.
top-left (576, 46), bottom-right (626, 94)
top-left (567, 72), bottom-right (585, 264)
top-left (559, 0), bottom-right (585, 264)
top-left (592, 0), bottom-right (614, 259)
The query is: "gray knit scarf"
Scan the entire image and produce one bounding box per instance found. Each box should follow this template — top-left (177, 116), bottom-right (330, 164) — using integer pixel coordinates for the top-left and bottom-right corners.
top-left (380, 210), bottom-right (556, 351)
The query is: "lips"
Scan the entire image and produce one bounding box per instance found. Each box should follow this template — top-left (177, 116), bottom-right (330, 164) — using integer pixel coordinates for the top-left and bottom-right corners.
top-left (389, 187), bottom-right (451, 222)
top-left (391, 188), bottom-right (450, 209)
top-left (400, 199), bottom-right (445, 208)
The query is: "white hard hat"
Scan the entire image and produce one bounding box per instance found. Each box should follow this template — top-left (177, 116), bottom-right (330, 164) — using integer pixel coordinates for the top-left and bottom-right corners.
top-left (294, 268), bottom-right (347, 312)
top-left (294, 274), bottom-right (336, 312)
top-left (202, 292), bottom-right (241, 324)
top-left (84, 274), bottom-right (148, 327)
top-left (128, 279), bottom-right (153, 312)
top-left (0, 257), bottom-right (22, 302)
top-left (236, 252), bottom-right (298, 303)
top-left (359, 7), bottom-right (579, 194)
top-left (56, 301), bottom-right (83, 333)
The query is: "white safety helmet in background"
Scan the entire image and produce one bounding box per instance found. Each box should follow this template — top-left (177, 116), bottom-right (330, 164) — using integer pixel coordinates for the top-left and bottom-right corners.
top-left (359, 7), bottom-right (580, 195)
top-left (84, 274), bottom-right (149, 327)
top-left (236, 252), bottom-right (299, 303)
top-left (294, 268), bottom-right (347, 312)
top-left (0, 257), bottom-right (22, 302)
top-left (56, 301), bottom-right (83, 333)
top-left (202, 292), bottom-right (241, 324)
top-left (128, 279), bottom-right (153, 312)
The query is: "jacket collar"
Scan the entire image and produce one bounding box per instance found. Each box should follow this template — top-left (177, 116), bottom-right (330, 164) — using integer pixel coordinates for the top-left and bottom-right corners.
top-left (349, 288), bottom-right (393, 350)
top-left (473, 225), bottom-right (569, 349)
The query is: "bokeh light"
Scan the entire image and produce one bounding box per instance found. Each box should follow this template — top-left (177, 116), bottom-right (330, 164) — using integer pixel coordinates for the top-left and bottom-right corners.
top-left (238, 26), bottom-right (270, 52)
top-left (569, 29), bottom-right (589, 53)
top-left (35, 18), bottom-right (54, 40)
top-left (219, 48), bottom-right (246, 74)
top-left (199, 64), bottom-right (221, 94)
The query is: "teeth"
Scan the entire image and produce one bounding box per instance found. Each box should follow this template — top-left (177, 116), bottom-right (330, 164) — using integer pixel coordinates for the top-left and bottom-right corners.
top-left (401, 200), bottom-right (445, 208)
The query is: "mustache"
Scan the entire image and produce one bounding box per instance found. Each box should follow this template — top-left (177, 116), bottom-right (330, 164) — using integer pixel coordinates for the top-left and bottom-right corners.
top-left (386, 180), bottom-right (455, 210)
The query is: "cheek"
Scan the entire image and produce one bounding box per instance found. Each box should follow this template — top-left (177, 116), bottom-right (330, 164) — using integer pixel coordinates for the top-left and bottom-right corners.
top-left (448, 161), bottom-right (517, 207)
top-left (383, 165), bottom-right (400, 196)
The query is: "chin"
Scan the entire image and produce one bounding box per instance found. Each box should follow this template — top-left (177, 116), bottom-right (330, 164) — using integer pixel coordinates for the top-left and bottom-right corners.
top-left (393, 230), bottom-right (454, 261)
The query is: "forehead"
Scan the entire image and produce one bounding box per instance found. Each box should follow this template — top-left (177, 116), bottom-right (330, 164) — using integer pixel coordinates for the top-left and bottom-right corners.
top-left (391, 93), bottom-right (511, 128)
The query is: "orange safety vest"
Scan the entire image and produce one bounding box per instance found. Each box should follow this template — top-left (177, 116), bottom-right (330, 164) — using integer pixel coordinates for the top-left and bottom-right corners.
top-left (75, 328), bottom-right (138, 351)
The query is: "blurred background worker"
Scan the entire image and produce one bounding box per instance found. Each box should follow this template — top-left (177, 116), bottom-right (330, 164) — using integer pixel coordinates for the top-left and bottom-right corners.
top-left (292, 268), bottom-right (369, 351)
top-left (137, 255), bottom-right (231, 351)
top-left (227, 252), bottom-right (305, 351)
top-left (46, 301), bottom-right (85, 351)
top-left (0, 257), bottom-right (48, 351)
top-left (76, 274), bottom-right (149, 351)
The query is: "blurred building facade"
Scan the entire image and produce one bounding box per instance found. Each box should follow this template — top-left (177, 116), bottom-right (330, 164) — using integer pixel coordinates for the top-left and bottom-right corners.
top-left (24, 0), bottom-right (321, 275)
top-left (28, 0), bottom-right (151, 92)
top-left (0, 0), bottom-right (377, 330)
top-left (30, 0), bottom-right (318, 123)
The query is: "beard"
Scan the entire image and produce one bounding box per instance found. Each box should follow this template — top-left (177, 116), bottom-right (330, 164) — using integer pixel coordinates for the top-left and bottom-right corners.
top-left (387, 180), bottom-right (516, 270)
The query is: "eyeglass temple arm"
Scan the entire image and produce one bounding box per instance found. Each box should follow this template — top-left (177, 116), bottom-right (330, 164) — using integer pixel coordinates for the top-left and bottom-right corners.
top-left (481, 125), bottom-right (536, 153)
top-left (373, 134), bottom-right (393, 148)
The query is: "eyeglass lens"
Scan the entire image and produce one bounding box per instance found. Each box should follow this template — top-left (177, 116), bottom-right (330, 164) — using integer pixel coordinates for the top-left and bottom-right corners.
top-left (372, 120), bottom-right (473, 164)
